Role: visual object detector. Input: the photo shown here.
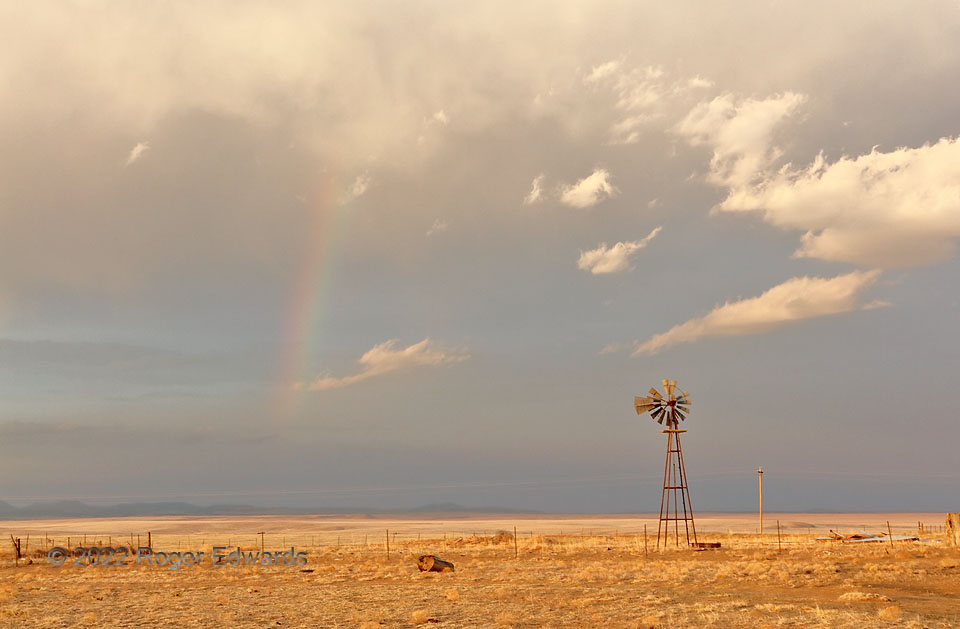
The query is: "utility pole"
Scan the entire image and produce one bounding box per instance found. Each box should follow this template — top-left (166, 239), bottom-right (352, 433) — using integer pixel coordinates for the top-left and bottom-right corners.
top-left (758, 467), bottom-right (764, 537)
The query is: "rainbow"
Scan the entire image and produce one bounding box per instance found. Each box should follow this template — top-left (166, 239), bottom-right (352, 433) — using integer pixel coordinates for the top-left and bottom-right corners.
top-left (272, 172), bottom-right (349, 420)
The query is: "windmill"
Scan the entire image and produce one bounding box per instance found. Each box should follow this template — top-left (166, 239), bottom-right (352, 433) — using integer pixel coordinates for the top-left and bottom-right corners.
top-left (634, 379), bottom-right (698, 548)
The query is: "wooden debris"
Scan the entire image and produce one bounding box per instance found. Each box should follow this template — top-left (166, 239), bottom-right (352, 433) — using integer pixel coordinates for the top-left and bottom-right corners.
top-left (417, 555), bottom-right (455, 572)
top-left (948, 513), bottom-right (960, 547)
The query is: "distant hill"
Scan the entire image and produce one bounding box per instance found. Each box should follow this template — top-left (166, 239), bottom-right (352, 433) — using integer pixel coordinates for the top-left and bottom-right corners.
top-left (0, 500), bottom-right (535, 519)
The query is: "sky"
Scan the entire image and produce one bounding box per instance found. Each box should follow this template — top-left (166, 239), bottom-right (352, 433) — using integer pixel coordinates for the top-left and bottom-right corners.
top-left (2, 1), bottom-right (959, 513)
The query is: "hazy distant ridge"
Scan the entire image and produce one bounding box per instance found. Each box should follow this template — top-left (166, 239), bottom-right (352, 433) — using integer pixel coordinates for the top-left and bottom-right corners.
top-left (0, 500), bottom-right (534, 519)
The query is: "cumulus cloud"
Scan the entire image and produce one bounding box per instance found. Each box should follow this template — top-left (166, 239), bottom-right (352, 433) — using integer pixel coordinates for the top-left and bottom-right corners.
top-left (125, 141), bottom-right (150, 165)
top-left (523, 174), bottom-right (544, 205)
top-left (578, 227), bottom-right (662, 274)
top-left (559, 168), bottom-right (618, 208)
top-left (680, 91), bottom-right (960, 268)
top-left (675, 92), bottom-right (807, 188)
top-left (630, 270), bottom-right (881, 355)
top-left (304, 338), bottom-right (469, 390)
top-left (718, 137), bottom-right (960, 268)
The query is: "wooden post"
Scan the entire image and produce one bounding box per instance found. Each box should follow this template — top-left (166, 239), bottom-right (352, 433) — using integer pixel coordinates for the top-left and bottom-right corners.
top-left (758, 467), bottom-right (764, 539)
top-left (10, 536), bottom-right (21, 565)
top-left (258, 532), bottom-right (265, 554)
top-left (887, 521), bottom-right (894, 548)
top-left (777, 519), bottom-right (782, 552)
top-left (147, 532), bottom-right (151, 549)
top-left (514, 526), bottom-right (518, 559)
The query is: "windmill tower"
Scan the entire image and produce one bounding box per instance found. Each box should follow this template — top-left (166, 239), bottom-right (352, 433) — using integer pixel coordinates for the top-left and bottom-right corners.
top-left (635, 379), bottom-right (698, 548)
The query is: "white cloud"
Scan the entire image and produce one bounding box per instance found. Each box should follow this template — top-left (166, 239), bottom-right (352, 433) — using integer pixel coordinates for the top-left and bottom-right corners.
top-left (584, 60), bottom-right (623, 84)
top-left (675, 92), bottom-right (806, 188)
top-left (426, 218), bottom-right (449, 237)
top-left (687, 76), bottom-right (714, 89)
top-left (578, 226), bottom-right (661, 274)
top-left (630, 270), bottom-right (881, 355)
top-left (559, 168), bottom-right (618, 208)
top-left (679, 91), bottom-right (960, 268)
top-left (585, 62), bottom-right (713, 144)
top-left (304, 338), bottom-right (469, 391)
top-left (523, 174), bottom-right (544, 205)
top-left (432, 109), bottom-right (449, 126)
top-left (125, 141), bottom-right (150, 165)
top-left (350, 173), bottom-right (371, 197)
top-left (718, 138), bottom-right (960, 268)
top-left (338, 172), bottom-right (372, 205)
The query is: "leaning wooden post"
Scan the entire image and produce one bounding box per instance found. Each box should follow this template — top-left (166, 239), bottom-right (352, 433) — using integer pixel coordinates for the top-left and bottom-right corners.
top-left (887, 521), bottom-right (894, 548)
top-left (10, 536), bottom-right (21, 566)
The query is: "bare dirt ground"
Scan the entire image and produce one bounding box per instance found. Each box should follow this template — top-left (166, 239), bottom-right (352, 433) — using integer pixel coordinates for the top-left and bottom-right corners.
top-left (2, 513), bottom-right (958, 628)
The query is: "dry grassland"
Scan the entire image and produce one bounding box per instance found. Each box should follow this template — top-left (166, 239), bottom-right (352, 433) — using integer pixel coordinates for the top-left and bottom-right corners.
top-left (2, 514), bottom-right (959, 628)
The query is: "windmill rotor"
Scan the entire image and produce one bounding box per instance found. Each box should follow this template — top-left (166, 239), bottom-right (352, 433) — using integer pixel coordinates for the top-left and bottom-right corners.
top-left (633, 379), bottom-right (691, 428)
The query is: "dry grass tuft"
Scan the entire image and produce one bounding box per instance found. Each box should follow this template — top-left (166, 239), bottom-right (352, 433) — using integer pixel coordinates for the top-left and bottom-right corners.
top-left (637, 614), bottom-right (662, 628)
top-left (491, 530), bottom-right (514, 545)
top-left (445, 588), bottom-right (460, 602)
top-left (877, 605), bottom-right (901, 621)
top-left (411, 609), bottom-right (431, 624)
top-left (839, 591), bottom-right (891, 602)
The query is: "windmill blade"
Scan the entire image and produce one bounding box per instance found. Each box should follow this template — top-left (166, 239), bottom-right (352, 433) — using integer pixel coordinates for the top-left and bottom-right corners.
top-left (679, 390), bottom-right (690, 399)
top-left (648, 387), bottom-right (662, 399)
top-left (635, 403), bottom-right (658, 414)
top-left (676, 405), bottom-right (690, 414)
top-left (675, 409), bottom-right (686, 421)
top-left (669, 380), bottom-right (677, 397)
top-left (651, 407), bottom-right (664, 423)
top-left (661, 379), bottom-right (671, 396)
